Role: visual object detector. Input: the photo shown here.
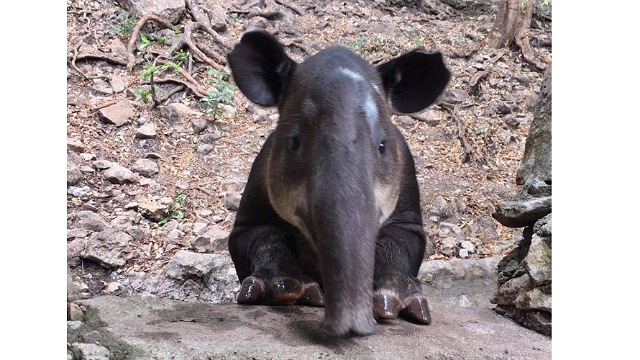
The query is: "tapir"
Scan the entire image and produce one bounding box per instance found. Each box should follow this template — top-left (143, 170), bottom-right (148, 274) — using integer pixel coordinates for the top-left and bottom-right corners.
top-left (226, 29), bottom-right (450, 337)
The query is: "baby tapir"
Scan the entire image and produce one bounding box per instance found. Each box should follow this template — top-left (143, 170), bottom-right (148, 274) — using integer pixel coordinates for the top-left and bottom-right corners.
top-left (226, 29), bottom-right (450, 337)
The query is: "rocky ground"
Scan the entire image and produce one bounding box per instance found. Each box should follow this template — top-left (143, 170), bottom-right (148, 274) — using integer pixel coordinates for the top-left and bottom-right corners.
top-left (66, 0), bottom-right (551, 310)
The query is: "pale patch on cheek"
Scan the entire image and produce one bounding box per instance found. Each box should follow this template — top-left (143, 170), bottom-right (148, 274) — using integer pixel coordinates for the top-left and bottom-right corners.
top-left (266, 178), bottom-right (314, 245)
top-left (374, 182), bottom-right (399, 226)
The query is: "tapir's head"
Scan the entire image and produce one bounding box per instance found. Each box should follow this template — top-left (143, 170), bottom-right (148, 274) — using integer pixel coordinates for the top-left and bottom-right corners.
top-left (228, 30), bottom-right (450, 336)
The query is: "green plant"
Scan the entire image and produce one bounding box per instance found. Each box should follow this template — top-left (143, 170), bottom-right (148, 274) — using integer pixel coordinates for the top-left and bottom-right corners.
top-left (159, 191), bottom-right (188, 225)
top-left (114, 11), bottom-right (137, 36)
top-left (414, 38), bottom-right (424, 47)
top-left (200, 68), bottom-right (235, 117)
top-left (476, 124), bottom-right (489, 138)
top-left (132, 88), bottom-right (152, 104)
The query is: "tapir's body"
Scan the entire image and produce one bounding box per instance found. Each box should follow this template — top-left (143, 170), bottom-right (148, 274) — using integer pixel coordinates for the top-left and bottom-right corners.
top-left (227, 30), bottom-right (450, 337)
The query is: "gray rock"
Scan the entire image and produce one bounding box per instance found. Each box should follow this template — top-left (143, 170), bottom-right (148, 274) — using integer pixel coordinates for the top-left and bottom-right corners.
top-left (206, 3), bottom-right (227, 31)
top-left (196, 144), bottom-right (214, 155)
top-left (200, 130), bottom-right (223, 144)
top-left (252, 108), bottom-right (269, 122)
top-left (491, 274), bottom-right (532, 305)
top-left (439, 236), bottom-right (459, 258)
top-left (67, 228), bottom-right (91, 240)
top-left (103, 163), bottom-right (135, 184)
top-left (223, 191), bottom-right (242, 211)
top-left (99, 100), bottom-right (136, 127)
top-left (68, 343), bottom-right (111, 360)
top-left (439, 222), bottom-right (463, 237)
top-left (164, 250), bottom-right (227, 280)
top-left (116, 0), bottom-right (185, 24)
top-left (191, 118), bottom-right (207, 134)
top-left (492, 196), bottom-right (551, 228)
top-left (68, 186), bottom-right (88, 198)
top-left (138, 199), bottom-right (168, 222)
top-left (132, 158), bottom-right (159, 177)
top-left (135, 123), bottom-right (157, 139)
top-left (83, 227), bottom-right (137, 268)
top-left (534, 213), bottom-right (552, 237)
top-left (525, 234), bottom-right (551, 285)
top-left (429, 195), bottom-right (454, 218)
top-left (92, 159), bottom-right (113, 170)
top-left (515, 287), bottom-right (551, 312)
top-left (109, 76), bottom-right (127, 93)
top-left (68, 302), bottom-right (84, 321)
top-left (92, 78), bottom-right (113, 94)
top-left (67, 137), bottom-right (86, 153)
top-left (67, 161), bottom-right (83, 186)
top-left (190, 225), bottom-right (229, 252)
top-left (75, 210), bottom-right (106, 232)
top-left (460, 240), bottom-right (475, 253)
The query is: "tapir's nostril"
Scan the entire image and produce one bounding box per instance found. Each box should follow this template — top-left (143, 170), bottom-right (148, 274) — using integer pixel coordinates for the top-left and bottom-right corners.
top-left (290, 136), bottom-right (301, 151)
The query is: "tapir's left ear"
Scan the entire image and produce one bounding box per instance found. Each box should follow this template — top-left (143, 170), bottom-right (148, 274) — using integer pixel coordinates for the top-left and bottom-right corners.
top-left (227, 29), bottom-right (296, 107)
top-left (377, 50), bottom-right (451, 114)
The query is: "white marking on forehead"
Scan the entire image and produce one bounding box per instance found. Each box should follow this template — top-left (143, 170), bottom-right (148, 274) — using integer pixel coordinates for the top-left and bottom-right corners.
top-left (364, 91), bottom-right (379, 128)
top-left (337, 67), bottom-right (379, 126)
top-left (338, 67), bottom-right (365, 82)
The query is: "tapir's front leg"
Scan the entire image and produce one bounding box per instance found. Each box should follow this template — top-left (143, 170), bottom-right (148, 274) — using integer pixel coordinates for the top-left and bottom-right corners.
top-left (372, 141), bottom-right (431, 324)
top-left (228, 135), bottom-right (325, 306)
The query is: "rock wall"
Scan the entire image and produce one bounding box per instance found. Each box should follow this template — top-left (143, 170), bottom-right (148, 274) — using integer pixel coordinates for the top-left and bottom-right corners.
top-left (490, 63), bottom-right (551, 336)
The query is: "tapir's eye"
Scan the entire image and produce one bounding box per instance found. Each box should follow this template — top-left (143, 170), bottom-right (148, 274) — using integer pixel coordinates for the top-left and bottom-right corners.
top-left (290, 136), bottom-right (301, 151)
top-left (378, 141), bottom-right (386, 154)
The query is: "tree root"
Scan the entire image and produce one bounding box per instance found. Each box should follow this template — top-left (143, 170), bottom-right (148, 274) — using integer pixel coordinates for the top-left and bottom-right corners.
top-left (515, 29), bottom-right (548, 70)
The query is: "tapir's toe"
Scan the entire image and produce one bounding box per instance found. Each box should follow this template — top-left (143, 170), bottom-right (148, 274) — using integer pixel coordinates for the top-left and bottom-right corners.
top-left (373, 292), bottom-right (401, 320)
top-left (269, 277), bottom-right (303, 305)
top-left (374, 274), bottom-right (432, 325)
top-left (296, 282), bottom-right (325, 307)
top-left (400, 296), bottom-right (432, 324)
top-left (237, 276), bottom-right (267, 304)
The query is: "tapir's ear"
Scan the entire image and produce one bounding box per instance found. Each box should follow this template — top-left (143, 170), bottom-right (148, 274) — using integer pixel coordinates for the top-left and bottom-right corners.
top-left (227, 30), bottom-right (296, 107)
top-left (377, 50), bottom-right (451, 114)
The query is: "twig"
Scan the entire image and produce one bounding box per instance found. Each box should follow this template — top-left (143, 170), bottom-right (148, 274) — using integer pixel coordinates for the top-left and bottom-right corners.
top-left (273, 0), bottom-right (302, 15)
top-left (126, 14), bottom-right (177, 71)
top-left (515, 29), bottom-right (548, 71)
top-left (185, 0), bottom-right (231, 50)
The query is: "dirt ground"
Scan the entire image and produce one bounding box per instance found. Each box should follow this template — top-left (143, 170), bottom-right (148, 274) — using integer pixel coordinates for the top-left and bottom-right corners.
top-left (66, 0), bottom-right (551, 294)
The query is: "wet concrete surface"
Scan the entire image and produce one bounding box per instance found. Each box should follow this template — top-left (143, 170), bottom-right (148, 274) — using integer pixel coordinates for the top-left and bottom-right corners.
top-left (70, 283), bottom-right (551, 359)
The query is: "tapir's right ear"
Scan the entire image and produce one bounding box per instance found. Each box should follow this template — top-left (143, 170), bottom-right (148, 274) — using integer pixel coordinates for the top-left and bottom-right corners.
top-left (227, 30), bottom-right (296, 107)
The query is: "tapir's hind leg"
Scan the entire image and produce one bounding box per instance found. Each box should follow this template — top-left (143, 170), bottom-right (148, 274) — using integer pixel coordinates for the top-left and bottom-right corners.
top-left (229, 225), bottom-right (325, 306)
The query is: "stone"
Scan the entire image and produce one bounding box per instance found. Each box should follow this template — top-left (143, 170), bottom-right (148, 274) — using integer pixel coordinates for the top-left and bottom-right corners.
top-left (224, 192), bottom-right (242, 211)
top-left (429, 195), bottom-right (454, 218)
top-left (164, 250), bottom-right (227, 280)
top-left (515, 287), bottom-right (551, 312)
top-left (67, 137), bottom-right (86, 153)
top-left (492, 196), bottom-right (551, 228)
top-left (191, 118), bottom-right (207, 134)
top-left (83, 227), bottom-right (136, 268)
top-left (525, 234), bottom-right (551, 285)
top-left (135, 123), bottom-right (157, 139)
top-left (103, 163), bottom-right (135, 184)
top-left (491, 274), bottom-right (531, 305)
top-left (68, 343), bottom-right (111, 360)
top-left (99, 100), bottom-right (136, 127)
top-left (109, 76), bottom-right (127, 93)
top-left (67, 161), bottom-right (83, 186)
top-left (138, 199), bottom-right (168, 222)
top-left (439, 237), bottom-right (458, 258)
top-left (75, 210), bottom-right (106, 232)
top-left (132, 158), bottom-right (159, 177)
top-left (116, 0), bottom-right (185, 24)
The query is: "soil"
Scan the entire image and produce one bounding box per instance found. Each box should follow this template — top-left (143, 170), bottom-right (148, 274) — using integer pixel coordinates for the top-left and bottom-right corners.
top-left (66, 0), bottom-right (552, 296)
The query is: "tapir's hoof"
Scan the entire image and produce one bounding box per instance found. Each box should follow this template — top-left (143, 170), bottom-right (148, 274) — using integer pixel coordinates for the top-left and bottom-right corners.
top-left (400, 296), bottom-right (432, 324)
top-left (296, 282), bottom-right (325, 307)
top-left (373, 292), bottom-right (401, 320)
top-left (237, 277), bottom-right (267, 304)
top-left (237, 275), bottom-right (322, 306)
